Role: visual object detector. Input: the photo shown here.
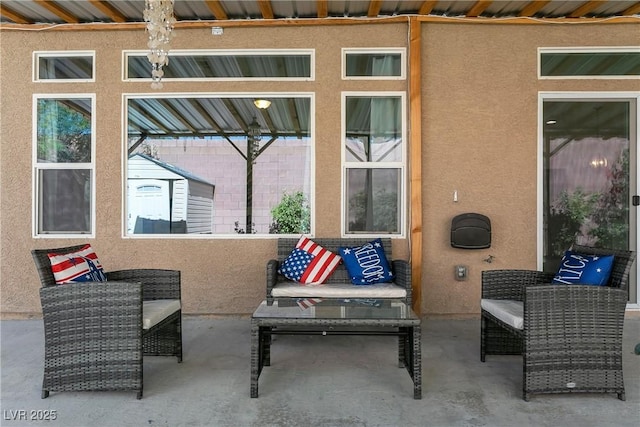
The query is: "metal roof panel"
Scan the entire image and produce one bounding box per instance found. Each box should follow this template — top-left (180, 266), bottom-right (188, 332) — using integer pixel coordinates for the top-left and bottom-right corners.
top-left (1, 0), bottom-right (638, 24)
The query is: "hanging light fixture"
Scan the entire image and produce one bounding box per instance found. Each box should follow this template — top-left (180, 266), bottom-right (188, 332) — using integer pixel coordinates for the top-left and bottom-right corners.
top-left (143, 0), bottom-right (176, 89)
top-left (253, 99), bottom-right (272, 109)
top-left (589, 157), bottom-right (608, 168)
top-left (248, 117), bottom-right (262, 163)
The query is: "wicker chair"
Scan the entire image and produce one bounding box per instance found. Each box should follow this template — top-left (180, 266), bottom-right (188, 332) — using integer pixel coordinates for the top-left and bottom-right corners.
top-left (481, 245), bottom-right (636, 401)
top-left (32, 245), bottom-right (182, 399)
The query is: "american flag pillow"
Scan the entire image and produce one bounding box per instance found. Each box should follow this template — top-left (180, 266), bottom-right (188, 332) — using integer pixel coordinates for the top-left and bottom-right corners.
top-left (47, 244), bottom-right (107, 285)
top-left (278, 236), bottom-right (342, 285)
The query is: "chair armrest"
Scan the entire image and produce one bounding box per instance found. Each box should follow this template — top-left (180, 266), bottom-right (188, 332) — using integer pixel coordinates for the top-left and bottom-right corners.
top-left (106, 269), bottom-right (181, 301)
top-left (482, 270), bottom-right (555, 301)
top-left (392, 259), bottom-right (412, 306)
top-left (266, 259), bottom-right (280, 298)
top-left (524, 284), bottom-right (627, 341)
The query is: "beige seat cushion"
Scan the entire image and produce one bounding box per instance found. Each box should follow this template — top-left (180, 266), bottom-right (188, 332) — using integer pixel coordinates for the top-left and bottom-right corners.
top-left (272, 281), bottom-right (406, 299)
top-left (481, 299), bottom-right (523, 330)
top-left (143, 299), bottom-right (181, 330)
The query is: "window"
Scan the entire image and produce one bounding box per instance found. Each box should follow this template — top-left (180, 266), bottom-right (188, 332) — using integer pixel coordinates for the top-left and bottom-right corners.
top-left (33, 51), bottom-right (95, 82)
top-left (124, 94), bottom-right (313, 237)
top-left (539, 47), bottom-right (640, 79)
top-left (124, 50), bottom-right (314, 81)
top-left (342, 93), bottom-right (406, 236)
top-left (343, 48), bottom-right (405, 79)
top-left (33, 95), bottom-right (95, 237)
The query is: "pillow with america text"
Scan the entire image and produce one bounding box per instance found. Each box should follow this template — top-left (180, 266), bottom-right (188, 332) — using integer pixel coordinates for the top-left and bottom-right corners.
top-left (338, 238), bottom-right (394, 285)
top-left (47, 244), bottom-right (107, 285)
top-left (278, 236), bottom-right (342, 285)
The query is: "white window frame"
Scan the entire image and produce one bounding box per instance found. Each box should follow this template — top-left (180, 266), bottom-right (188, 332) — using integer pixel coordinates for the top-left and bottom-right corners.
top-left (341, 91), bottom-right (407, 238)
top-left (342, 48), bottom-right (406, 80)
top-left (32, 94), bottom-right (97, 238)
top-left (121, 92), bottom-right (316, 239)
top-left (537, 91), bottom-right (640, 310)
top-left (33, 51), bottom-right (96, 83)
top-left (538, 47), bottom-right (640, 80)
top-left (122, 49), bottom-right (315, 82)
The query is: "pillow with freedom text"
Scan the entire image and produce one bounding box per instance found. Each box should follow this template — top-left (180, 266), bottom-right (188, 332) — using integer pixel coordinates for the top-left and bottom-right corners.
top-left (338, 238), bottom-right (394, 285)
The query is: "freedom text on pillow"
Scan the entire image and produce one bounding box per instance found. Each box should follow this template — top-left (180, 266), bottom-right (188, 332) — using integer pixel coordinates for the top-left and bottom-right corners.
top-left (353, 243), bottom-right (386, 282)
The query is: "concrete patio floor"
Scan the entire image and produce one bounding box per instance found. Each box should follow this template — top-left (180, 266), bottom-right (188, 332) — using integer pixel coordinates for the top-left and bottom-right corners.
top-left (1, 316), bottom-right (639, 427)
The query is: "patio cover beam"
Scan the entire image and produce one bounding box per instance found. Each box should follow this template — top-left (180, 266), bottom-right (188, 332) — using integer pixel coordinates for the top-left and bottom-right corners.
top-left (409, 17), bottom-right (423, 315)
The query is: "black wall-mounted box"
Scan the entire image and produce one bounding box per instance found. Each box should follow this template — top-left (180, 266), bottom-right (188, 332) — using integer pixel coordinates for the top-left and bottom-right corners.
top-left (451, 213), bottom-right (491, 249)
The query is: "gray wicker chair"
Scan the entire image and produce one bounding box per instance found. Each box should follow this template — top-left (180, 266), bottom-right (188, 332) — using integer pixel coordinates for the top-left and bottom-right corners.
top-left (32, 245), bottom-right (182, 399)
top-left (481, 245), bottom-right (636, 401)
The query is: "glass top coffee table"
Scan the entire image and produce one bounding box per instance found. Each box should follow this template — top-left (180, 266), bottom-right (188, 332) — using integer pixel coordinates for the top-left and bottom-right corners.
top-left (250, 299), bottom-right (421, 399)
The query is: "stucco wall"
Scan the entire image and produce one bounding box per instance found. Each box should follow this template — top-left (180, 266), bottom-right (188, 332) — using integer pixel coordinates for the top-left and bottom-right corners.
top-left (0, 23), bottom-right (409, 317)
top-left (421, 23), bottom-right (639, 315)
top-left (0, 21), bottom-right (638, 318)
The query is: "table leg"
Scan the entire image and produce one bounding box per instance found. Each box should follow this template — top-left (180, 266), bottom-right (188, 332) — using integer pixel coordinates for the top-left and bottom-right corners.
top-left (250, 320), bottom-right (261, 398)
top-left (412, 324), bottom-right (422, 399)
top-left (398, 330), bottom-right (406, 368)
top-left (263, 326), bottom-right (272, 366)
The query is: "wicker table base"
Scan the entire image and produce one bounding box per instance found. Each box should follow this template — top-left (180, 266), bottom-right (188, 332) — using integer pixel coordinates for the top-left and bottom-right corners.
top-left (250, 300), bottom-right (421, 399)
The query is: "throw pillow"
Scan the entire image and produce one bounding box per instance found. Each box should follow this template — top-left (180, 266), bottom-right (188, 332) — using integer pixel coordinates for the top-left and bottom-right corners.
top-left (278, 236), bottom-right (342, 285)
top-left (552, 250), bottom-right (614, 286)
top-left (47, 244), bottom-right (107, 285)
top-left (338, 238), bottom-right (394, 285)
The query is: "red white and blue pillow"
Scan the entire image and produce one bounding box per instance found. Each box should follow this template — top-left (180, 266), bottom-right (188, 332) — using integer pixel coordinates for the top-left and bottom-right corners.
top-left (47, 244), bottom-right (107, 285)
top-left (338, 238), bottom-right (394, 285)
top-left (552, 250), bottom-right (614, 286)
top-left (278, 236), bottom-right (342, 285)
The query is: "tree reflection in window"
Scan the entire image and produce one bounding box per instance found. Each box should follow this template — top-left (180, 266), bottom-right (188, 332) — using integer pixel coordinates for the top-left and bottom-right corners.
top-left (34, 97), bottom-right (93, 235)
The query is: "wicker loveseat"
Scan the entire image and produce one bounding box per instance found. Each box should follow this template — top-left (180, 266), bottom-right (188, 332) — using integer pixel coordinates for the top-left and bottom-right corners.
top-left (32, 245), bottom-right (182, 399)
top-left (480, 244), bottom-right (636, 401)
top-left (266, 237), bottom-right (411, 306)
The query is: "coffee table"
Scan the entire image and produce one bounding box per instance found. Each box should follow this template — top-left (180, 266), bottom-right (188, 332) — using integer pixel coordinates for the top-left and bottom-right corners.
top-left (250, 299), bottom-right (422, 399)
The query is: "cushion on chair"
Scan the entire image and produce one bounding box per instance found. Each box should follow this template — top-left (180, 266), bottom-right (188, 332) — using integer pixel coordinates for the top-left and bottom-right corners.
top-left (47, 244), bottom-right (107, 285)
top-left (481, 299), bottom-right (524, 330)
top-left (272, 281), bottom-right (407, 299)
top-left (143, 299), bottom-right (181, 330)
top-left (338, 238), bottom-right (394, 285)
top-left (552, 250), bottom-right (614, 286)
top-left (278, 236), bottom-right (342, 285)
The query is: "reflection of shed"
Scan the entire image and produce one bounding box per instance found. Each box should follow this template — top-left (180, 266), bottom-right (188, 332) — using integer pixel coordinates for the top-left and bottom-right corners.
top-left (127, 153), bottom-right (215, 234)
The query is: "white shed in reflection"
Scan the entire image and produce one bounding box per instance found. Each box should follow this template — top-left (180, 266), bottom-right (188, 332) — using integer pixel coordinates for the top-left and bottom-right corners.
top-left (127, 153), bottom-right (215, 234)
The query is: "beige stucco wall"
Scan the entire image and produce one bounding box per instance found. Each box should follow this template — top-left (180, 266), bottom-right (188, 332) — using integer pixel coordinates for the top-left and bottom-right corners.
top-left (0, 23), bottom-right (409, 317)
top-left (1, 20), bottom-right (638, 318)
top-left (421, 22), bottom-right (639, 316)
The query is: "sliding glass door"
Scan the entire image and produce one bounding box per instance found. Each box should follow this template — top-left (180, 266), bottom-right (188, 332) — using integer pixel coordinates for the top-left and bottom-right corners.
top-left (541, 94), bottom-right (638, 304)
